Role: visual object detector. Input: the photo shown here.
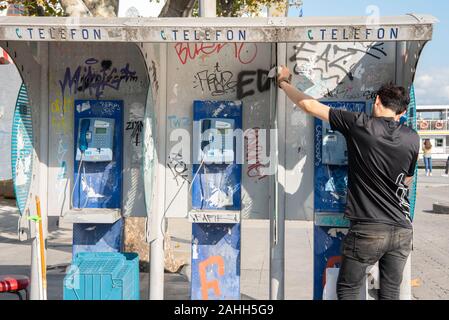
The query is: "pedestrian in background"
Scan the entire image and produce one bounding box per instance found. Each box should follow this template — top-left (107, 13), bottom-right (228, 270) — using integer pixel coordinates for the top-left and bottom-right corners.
top-left (423, 139), bottom-right (433, 176)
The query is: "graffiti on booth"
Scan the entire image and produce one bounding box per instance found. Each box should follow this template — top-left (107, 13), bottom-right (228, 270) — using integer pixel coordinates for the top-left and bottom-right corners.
top-left (192, 67), bottom-right (271, 100)
top-left (290, 42), bottom-right (388, 81)
top-left (168, 115), bottom-right (191, 129)
top-left (59, 58), bottom-right (139, 99)
top-left (126, 120), bottom-right (143, 147)
top-left (174, 43), bottom-right (257, 65)
top-left (192, 223), bottom-right (240, 300)
top-left (290, 42), bottom-right (390, 99)
top-left (199, 255), bottom-right (225, 300)
top-left (236, 69), bottom-right (270, 100)
top-left (189, 212), bottom-right (240, 224)
top-left (50, 96), bottom-right (74, 135)
top-left (56, 138), bottom-right (68, 179)
top-left (193, 62), bottom-right (237, 97)
top-left (245, 128), bottom-right (268, 180)
top-left (167, 151), bottom-right (189, 185)
top-left (150, 60), bottom-right (159, 94)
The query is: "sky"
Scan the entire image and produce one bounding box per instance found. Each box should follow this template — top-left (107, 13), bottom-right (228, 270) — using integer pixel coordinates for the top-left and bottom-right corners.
top-left (289, 0), bottom-right (449, 105)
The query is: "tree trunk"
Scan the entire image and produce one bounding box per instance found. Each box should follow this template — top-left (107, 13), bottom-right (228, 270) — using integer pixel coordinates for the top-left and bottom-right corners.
top-left (159, 0), bottom-right (196, 17)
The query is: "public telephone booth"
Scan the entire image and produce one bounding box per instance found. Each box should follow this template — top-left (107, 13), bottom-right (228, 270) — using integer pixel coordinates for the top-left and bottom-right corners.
top-left (0, 14), bottom-right (436, 300)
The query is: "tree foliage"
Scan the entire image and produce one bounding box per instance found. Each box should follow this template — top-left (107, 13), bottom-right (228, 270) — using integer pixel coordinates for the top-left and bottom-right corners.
top-left (217, 0), bottom-right (287, 17)
top-left (0, 0), bottom-right (288, 17)
top-left (0, 0), bottom-right (64, 16)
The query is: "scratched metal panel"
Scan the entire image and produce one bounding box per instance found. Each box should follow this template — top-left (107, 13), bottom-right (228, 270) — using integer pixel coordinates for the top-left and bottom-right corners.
top-left (165, 43), bottom-right (272, 219)
top-left (191, 223), bottom-right (240, 300)
top-left (285, 41), bottom-right (396, 221)
top-left (47, 42), bottom-right (150, 217)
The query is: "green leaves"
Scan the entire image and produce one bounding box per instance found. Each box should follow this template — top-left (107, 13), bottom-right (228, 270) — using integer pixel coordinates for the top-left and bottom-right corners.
top-left (1, 0), bottom-right (64, 16)
top-left (194, 0), bottom-right (288, 17)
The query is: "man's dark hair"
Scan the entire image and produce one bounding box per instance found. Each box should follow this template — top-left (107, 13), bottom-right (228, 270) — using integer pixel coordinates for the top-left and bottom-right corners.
top-left (377, 83), bottom-right (410, 115)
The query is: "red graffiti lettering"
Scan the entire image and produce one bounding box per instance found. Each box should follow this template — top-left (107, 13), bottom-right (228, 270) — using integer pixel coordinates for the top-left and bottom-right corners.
top-left (234, 43), bottom-right (258, 65)
top-left (246, 128), bottom-right (268, 180)
top-left (174, 43), bottom-right (257, 65)
top-left (199, 255), bottom-right (225, 300)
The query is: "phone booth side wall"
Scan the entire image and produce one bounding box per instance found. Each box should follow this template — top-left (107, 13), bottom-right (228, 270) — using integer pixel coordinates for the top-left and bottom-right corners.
top-left (45, 42), bottom-right (150, 256)
top-left (284, 39), bottom-right (427, 300)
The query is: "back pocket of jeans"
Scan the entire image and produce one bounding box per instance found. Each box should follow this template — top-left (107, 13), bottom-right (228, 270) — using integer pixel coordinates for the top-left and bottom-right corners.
top-left (398, 230), bottom-right (413, 257)
top-left (353, 231), bottom-right (385, 264)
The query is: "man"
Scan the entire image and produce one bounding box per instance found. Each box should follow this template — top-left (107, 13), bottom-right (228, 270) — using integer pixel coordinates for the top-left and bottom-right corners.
top-left (277, 66), bottom-right (419, 300)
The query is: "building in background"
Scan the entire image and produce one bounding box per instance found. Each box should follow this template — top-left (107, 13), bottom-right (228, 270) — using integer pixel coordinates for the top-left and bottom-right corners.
top-left (417, 105), bottom-right (449, 167)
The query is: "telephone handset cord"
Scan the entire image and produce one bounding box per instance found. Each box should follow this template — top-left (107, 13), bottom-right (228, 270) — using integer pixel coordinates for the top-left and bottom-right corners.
top-left (65, 152), bottom-right (85, 215)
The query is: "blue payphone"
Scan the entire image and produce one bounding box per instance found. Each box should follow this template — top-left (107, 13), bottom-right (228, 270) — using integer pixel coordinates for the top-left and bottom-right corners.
top-left (72, 100), bottom-right (123, 210)
top-left (321, 121), bottom-right (348, 166)
top-left (70, 100), bottom-right (123, 258)
top-left (191, 101), bottom-right (242, 211)
top-left (190, 100), bottom-right (242, 301)
top-left (75, 118), bottom-right (115, 163)
top-left (197, 118), bottom-right (236, 165)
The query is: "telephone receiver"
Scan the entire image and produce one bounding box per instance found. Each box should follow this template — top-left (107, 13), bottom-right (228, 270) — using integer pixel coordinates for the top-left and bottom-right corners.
top-left (201, 119), bottom-right (212, 151)
top-left (79, 119), bottom-right (91, 153)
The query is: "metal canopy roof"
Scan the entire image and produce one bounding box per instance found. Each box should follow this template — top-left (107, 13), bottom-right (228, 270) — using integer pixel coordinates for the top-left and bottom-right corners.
top-left (0, 14), bottom-right (437, 43)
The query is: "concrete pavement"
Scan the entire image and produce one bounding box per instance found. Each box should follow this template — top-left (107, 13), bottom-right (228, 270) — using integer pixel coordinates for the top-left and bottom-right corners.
top-left (411, 169), bottom-right (449, 299)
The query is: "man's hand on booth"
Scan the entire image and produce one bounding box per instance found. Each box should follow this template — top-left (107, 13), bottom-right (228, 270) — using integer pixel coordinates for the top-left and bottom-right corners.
top-left (277, 65), bottom-right (330, 122)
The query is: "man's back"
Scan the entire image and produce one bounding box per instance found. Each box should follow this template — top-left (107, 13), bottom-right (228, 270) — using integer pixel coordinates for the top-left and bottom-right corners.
top-left (329, 109), bottom-right (420, 228)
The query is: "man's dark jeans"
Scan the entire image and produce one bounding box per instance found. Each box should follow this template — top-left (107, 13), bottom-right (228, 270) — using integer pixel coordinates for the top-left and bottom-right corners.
top-left (336, 222), bottom-right (413, 300)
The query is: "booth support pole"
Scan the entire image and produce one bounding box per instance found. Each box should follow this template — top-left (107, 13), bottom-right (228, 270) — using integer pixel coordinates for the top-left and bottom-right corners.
top-left (270, 43), bottom-right (287, 300)
top-left (38, 42), bottom-right (49, 248)
top-left (30, 42), bottom-right (49, 300)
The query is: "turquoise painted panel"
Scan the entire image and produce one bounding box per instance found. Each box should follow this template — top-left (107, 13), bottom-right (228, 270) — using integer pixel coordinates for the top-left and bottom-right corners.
top-left (11, 83), bottom-right (33, 215)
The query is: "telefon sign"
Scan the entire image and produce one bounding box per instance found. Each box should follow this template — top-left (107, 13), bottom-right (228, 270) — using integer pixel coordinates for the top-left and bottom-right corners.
top-left (305, 27), bottom-right (399, 41)
top-left (1, 15), bottom-right (435, 43)
top-left (15, 27), bottom-right (102, 41)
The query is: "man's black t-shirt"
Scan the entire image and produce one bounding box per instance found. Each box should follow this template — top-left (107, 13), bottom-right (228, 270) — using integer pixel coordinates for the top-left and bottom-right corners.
top-left (329, 109), bottom-right (420, 229)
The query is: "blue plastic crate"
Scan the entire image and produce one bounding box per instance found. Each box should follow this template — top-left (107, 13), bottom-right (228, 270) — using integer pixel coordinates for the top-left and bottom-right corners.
top-left (63, 252), bottom-right (139, 300)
